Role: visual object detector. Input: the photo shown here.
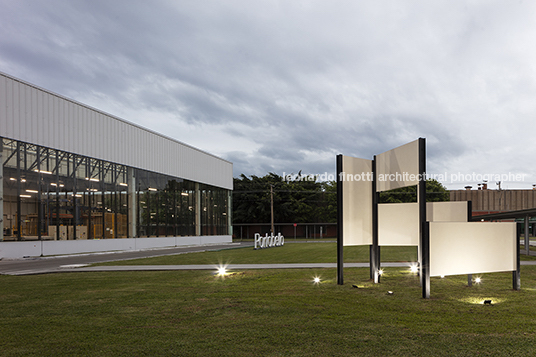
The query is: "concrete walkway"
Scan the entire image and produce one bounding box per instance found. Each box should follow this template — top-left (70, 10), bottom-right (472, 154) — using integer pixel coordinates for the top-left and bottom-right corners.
top-left (0, 242), bottom-right (253, 276)
top-left (59, 261), bottom-right (411, 274)
top-left (2, 242), bottom-right (536, 276)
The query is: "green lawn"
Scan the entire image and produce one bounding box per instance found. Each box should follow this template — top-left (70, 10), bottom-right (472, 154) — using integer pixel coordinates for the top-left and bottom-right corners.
top-left (96, 243), bottom-right (419, 266)
top-left (2, 244), bottom-right (536, 356)
top-left (97, 242), bottom-right (536, 266)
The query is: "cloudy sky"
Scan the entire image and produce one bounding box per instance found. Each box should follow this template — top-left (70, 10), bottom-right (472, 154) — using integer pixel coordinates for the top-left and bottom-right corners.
top-left (1, 0), bottom-right (536, 189)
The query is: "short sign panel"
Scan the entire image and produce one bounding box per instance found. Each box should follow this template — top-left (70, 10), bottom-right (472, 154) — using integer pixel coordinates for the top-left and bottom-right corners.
top-left (378, 203), bottom-right (419, 246)
top-left (429, 222), bottom-right (516, 277)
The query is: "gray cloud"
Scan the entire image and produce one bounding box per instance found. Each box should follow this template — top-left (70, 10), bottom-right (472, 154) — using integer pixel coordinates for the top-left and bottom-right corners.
top-left (2, 0), bottom-right (536, 188)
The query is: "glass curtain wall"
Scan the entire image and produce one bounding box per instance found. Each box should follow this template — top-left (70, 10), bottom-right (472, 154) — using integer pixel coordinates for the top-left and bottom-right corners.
top-left (1, 139), bottom-right (131, 241)
top-left (135, 170), bottom-right (197, 237)
top-left (200, 183), bottom-right (229, 235)
top-left (2, 138), bottom-right (230, 241)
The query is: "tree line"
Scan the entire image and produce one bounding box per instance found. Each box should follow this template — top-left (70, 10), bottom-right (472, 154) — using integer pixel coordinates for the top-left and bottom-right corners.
top-left (233, 173), bottom-right (450, 224)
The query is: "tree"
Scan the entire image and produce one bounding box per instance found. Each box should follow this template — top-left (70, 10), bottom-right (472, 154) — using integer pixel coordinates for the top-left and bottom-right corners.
top-left (379, 179), bottom-right (449, 203)
top-left (233, 173), bottom-right (336, 224)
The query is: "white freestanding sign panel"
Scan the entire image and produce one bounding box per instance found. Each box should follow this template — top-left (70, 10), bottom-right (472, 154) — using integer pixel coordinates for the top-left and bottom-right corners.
top-left (341, 156), bottom-right (373, 246)
top-left (376, 139), bottom-right (420, 192)
top-left (429, 222), bottom-right (516, 277)
top-left (378, 203), bottom-right (419, 246)
top-left (427, 201), bottom-right (468, 222)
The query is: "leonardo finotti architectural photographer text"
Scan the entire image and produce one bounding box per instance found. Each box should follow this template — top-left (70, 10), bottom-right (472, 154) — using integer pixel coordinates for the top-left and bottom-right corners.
top-left (283, 172), bottom-right (526, 183)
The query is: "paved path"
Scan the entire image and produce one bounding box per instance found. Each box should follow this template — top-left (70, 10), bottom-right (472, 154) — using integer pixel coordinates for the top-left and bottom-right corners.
top-left (0, 242), bottom-right (253, 276)
top-left (62, 262), bottom-right (411, 274)
top-left (2, 242), bottom-right (536, 276)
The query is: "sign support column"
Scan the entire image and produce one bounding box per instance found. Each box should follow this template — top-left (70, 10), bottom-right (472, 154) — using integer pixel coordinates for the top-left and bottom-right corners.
top-left (514, 223), bottom-right (521, 290)
top-left (371, 156), bottom-right (380, 283)
top-left (336, 154), bottom-right (344, 285)
top-left (418, 138), bottom-right (430, 299)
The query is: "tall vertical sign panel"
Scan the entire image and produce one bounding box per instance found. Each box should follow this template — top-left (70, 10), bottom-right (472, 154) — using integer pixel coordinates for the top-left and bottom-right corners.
top-left (429, 222), bottom-right (516, 277)
top-left (341, 156), bottom-right (373, 246)
top-left (376, 139), bottom-right (420, 192)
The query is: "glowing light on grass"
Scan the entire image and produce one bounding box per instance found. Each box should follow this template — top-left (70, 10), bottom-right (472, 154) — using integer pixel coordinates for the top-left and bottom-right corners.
top-left (409, 264), bottom-right (419, 274)
top-left (313, 276), bottom-right (321, 284)
top-left (475, 277), bottom-right (482, 284)
top-left (458, 297), bottom-right (504, 305)
top-left (378, 269), bottom-right (384, 276)
top-left (215, 264), bottom-right (229, 277)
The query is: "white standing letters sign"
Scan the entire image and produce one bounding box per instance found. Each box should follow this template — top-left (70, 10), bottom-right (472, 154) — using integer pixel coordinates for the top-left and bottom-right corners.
top-left (254, 233), bottom-right (285, 249)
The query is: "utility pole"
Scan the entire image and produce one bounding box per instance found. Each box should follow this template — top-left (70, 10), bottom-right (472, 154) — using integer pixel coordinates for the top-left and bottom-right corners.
top-left (270, 184), bottom-right (274, 234)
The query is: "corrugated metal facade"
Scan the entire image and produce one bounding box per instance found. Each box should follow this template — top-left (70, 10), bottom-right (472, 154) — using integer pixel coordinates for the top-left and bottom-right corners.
top-left (450, 189), bottom-right (536, 213)
top-left (0, 72), bottom-right (233, 190)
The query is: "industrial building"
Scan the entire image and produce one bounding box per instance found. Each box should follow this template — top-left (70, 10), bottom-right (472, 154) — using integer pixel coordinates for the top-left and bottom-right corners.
top-left (0, 72), bottom-right (232, 258)
top-left (450, 185), bottom-right (536, 216)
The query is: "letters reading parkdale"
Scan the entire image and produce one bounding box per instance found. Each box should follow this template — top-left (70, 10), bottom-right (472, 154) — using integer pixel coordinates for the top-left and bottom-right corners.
top-left (254, 233), bottom-right (285, 249)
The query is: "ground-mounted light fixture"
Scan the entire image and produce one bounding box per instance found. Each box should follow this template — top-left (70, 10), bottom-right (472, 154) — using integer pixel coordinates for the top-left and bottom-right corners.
top-left (475, 277), bottom-right (482, 284)
top-left (313, 277), bottom-right (321, 284)
top-left (215, 263), bottom-right (231, 277)
top-left (483, 300), bottom-right (492, 305)
top-left (409, 264), bottom-right (419, 274)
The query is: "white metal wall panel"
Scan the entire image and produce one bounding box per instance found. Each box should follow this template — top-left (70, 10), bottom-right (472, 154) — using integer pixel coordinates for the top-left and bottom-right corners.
top-left (0, 78), bottom-right (5, 135)
top-left (0, 72), bottom-right (232, 189)
top-left (12, 81), bottom-right (20, 140)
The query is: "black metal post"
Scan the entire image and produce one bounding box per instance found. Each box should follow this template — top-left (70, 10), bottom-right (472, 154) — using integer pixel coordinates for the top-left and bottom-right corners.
top-left (418, 138), bottom-right (430, 299)
top-left (336, 154), bottom-right (344, 285)
top-left (467, 201), bottom-right (472, 222)
top-left (524, 215), bottom-right (530, 255)
top-left (514, 222), bottom-right (521, 290)
top-left (371, 156), bottom-right (379, 283)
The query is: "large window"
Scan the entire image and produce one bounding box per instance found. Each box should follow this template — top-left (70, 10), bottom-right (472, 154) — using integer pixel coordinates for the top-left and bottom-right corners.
top-left (135, 170), bottom-right (197, 238)
top-left (1, 138), bottom-right (230, 241)
top-left (200, 184), bottom-right (229, 236)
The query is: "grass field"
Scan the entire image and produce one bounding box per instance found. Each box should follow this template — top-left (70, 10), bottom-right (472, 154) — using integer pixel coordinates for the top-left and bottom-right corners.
top-left (2, 244), bottom-right (536, 356)
top-left (96, 243), bottom-right (419, 266)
